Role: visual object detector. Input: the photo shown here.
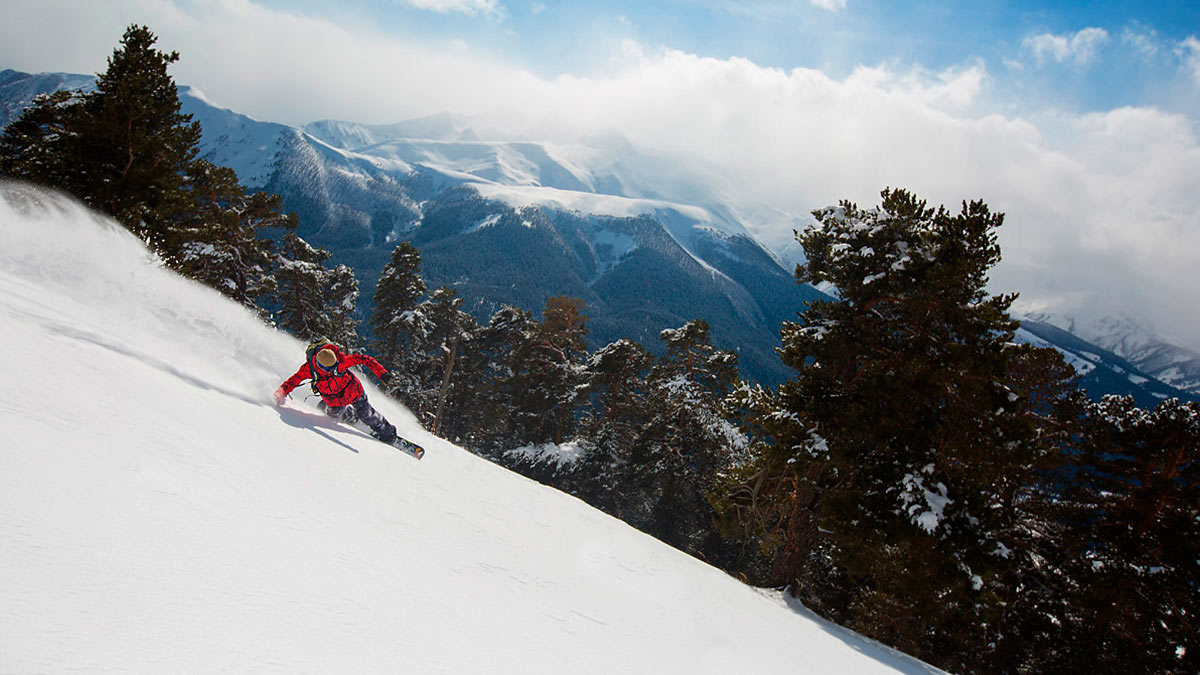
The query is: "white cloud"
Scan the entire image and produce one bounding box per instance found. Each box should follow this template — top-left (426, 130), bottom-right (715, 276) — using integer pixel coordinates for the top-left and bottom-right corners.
top-left (1121, 23), bottom-right (1161, 60)
top-left (1, 0), bottom-right (1198, 347)
top-left (399, 0), bottom-right (501, 16)
top-left (1024, 27), bottom-right (1110, 68)
top-left (1177, 36), bottom-right (1200, 86)
top-left (808, 0), bottom-right (848, 11)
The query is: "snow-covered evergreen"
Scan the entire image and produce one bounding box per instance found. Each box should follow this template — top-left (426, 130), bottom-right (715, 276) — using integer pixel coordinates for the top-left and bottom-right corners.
top-left (273, 232), bottom-right (360, 346)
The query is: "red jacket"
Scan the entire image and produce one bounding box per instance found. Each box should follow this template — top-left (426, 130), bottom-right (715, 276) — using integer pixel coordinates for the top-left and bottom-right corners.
top-left (278, 343), bottom-right (389, 408)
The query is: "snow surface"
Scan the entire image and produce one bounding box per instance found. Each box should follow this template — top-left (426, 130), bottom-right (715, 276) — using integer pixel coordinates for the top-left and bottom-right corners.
top-left (0, 183), bottom-right (940, 674)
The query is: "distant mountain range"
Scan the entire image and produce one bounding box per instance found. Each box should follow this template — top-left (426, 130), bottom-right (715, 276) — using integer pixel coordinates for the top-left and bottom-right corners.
top-left (2, 67), bottom-right (1196, 400)
top-left (1019, 311), bottom-right (1200, 400)
top-left (0, 69), bottom-right (94, 127)
top-left (1015, 318), bottom-right (1196, 407)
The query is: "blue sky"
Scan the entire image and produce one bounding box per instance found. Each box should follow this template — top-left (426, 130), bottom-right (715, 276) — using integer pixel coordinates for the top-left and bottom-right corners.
top-left (2, 0), bottom-right (1200, 343)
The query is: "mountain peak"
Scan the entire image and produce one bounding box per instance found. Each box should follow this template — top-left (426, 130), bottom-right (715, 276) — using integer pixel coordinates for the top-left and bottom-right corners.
top-left (302, 111), bottom-right (461, 149)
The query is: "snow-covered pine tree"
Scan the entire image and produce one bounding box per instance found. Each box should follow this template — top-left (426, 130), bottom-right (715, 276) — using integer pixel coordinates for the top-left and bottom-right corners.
top-left (448, 305), bottom-right (536, 450)
top-left (509, 296), bottom-right (589, 446)
top-left (429, 287), bottom-right (477, 433)
top-left (582, 338), bottom-right (653, 462)
top-left (171, 160), bottom-right (298, 315)
top-left (370, 242), bottom-right (426, 370)
top-left (1043, 395), bottom-right (1199, 672)
top-left (570, 338), bottom-right (654, 509)
top-left (403, 287), bottom-right (477, 429)
top-left (643, 321), bottom-right (741, 468)
top-left (630, 319), bottom-right (744, 553)
top-left (0, 90), bottom-right (84, 189)
top-left (273, 233), bottom-right (360, 346)
top-left (720, 189), bottom-right (1072, 671)
top-left (324, 264), bottom-right (361, 350)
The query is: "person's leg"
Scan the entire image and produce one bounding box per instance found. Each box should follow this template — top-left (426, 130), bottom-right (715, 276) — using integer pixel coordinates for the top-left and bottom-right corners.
top-left (317, 400), bottom-right (353, 422)
top-left (351, 395), bottom-right (397, 443)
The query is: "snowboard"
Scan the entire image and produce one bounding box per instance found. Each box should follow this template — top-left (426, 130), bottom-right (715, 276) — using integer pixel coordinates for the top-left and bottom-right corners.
top-left (390, 436), bottom-right (425, 460)
top-left (343, 416), bottom-right (424, 459)
top-left (288, 401), bottom-right (425, 459)
top-left (346, 418), bottom-right (424, 459)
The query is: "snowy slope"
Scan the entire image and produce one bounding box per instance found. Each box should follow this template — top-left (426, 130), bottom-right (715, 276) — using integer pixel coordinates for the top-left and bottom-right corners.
top-left (0, 183), bottom-right (938, 674)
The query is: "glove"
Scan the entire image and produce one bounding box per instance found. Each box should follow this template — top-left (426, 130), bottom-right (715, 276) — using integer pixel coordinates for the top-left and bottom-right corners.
top-left (273, 387), bottom-right (288, 406)
top-left (379, 370), bottom-right (393, 385)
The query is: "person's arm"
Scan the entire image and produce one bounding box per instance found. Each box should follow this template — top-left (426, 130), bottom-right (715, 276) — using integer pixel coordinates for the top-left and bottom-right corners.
top-left (274, 364), bottom-right (310, 404)
top-left (342, 353), bottom-right (389, 380)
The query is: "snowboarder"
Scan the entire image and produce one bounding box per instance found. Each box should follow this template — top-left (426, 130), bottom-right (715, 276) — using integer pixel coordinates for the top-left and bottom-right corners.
top-left (274, 342), bottom-right (399, 444)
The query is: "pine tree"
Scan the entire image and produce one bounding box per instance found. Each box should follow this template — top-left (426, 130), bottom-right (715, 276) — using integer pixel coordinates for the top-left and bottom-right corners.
top-left (370, 242), bottom-right (426, 370)
top-left (717, 189), bottom-right (1073, 670)
top-left (0, 24), bottom-right (201, 252)
top-left (324, 264), bottom-right (362, 349)
top-left (273, 233), bottom-right (360, 345)
top-left (274, 233), bottom-right (331, 340)
top-left (1, 24), bottom-right (346, 338)
top-left (568, 339), bottom-right (654, 510)
top-left (0, 90), bottom-right (85, 189)
top-left (76, 25), bottom-right (201, 252)
top-left (425, 287), bottom-right (478, 432)
top-left (632, 319), bottom-right (743, 553)
top-left (401, 287), bottom-right (477, 429)
top-left (510, 296), bottom-right (589, 445)
top-left (581, 338), bottom-right (653, 462)
top-left (452, 305), bottom-right (537, 451)
top-left (1047, 395), bottom-right (1200, 672)
top-left (172, 160), bottom-right (297, 313)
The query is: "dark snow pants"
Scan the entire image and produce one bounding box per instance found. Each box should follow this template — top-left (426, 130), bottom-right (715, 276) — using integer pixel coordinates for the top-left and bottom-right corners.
top-left (319, 394), bottom-right (397, 443)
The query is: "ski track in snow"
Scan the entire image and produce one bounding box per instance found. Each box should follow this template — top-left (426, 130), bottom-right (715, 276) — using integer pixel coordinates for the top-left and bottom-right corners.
top-left (0, 183), bottom-right (940, 674)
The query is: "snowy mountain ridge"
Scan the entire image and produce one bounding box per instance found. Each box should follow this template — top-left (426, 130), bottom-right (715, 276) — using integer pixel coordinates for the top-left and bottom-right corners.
top-left (176, 87), bottom-right (757, 257)
top-left (0, 68), bottom-right (95, 127)
top-left (0, 182), bottom-right (940, 673)
top-left (1020, 310), bottom-right (1200, 397)
top-left (1014, 319), bottom-right (1196, 407)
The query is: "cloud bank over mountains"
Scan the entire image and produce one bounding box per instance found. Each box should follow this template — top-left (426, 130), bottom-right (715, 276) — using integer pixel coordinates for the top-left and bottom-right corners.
top-left (2, 0), bottom-right (1198, 347)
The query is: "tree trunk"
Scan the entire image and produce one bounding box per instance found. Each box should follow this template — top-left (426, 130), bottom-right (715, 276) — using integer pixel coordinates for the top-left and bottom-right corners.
top-left (432, 333), bottom-right (461, 435)
top-left (771, 478), bottom-right (818, 595)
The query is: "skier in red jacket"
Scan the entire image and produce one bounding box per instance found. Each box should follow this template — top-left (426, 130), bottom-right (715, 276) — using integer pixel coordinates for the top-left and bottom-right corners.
top-left (274, 342), bottom-right (398, 444)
